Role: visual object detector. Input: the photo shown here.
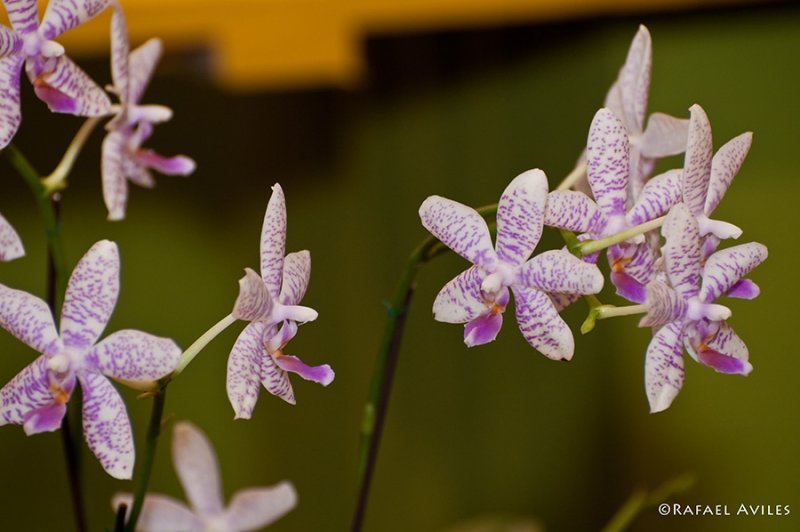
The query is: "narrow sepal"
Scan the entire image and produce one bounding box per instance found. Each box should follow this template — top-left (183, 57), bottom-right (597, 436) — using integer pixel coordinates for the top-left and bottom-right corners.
top-left (511, 285), bottom-right (574, 361)
top-left (2, 0), bottom-right (39, 34)
top-left (261, 348), bottom-right (295, 405)
top-left (172, 421), bottom-right (225, 516)
top-left (543, 190), bottom-right (602, 233)
top-left (40, 0), bottom-right (112, 40)
top-left (432, 266), bottom-right (487, 324)
top-left (517, 250), bottom-right (604, 295)
top-left (227, 321), bottom-right (265, 419)
top-left (587, 108), bottom-right (630, 218)
top-left (0, 55), bottom-right (23, 149)
top-left (223, 483), bottom-right (298, 530)
top-left (681, 104), bottom-right (713, 216)
top-left (645, 321), bottom-right (685, 413)
top-left (128, 38), bottom-right (162, 105)
top-left (419, 195), bottom-right (497, 270)
top-left (495, 169), bottom-right (548, 266)
top-left (0, 284), bottom-right (61, 355)
top-left (101, 129), bottom-right (129, 221)
top-left (661, 204), bottom-right (701, 299)
top-left (279, 250), bottom-right (311, 306)
top-left (260, 184), bottom-right (287, 298)
top-left (618, 25), bottom-right (651, 133)
top-left (704, 132), bottom-right (752, 216)
top-left (700, 242), bottom-right (767, 303)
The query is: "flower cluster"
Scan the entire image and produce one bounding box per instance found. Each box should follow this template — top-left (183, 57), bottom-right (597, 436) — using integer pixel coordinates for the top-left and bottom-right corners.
top-left (419, 25), bottom-right (767, 412)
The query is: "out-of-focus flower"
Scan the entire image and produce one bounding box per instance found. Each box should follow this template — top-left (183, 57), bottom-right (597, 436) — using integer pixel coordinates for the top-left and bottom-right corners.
top-left (420, 169), bottom-right (603, 359)
top-left (0, 240), bottom-right (181, 478)
top-left (0, 212), bottom-right (24, 260)
top-left (101, 7), bottom-right (195, 220)
top-left (0, 0), bottom-right (113, 147)
top-left (114, 421), bottom-right (297, 531)
top-left (227, 184), bottom-right (333, 419)
top-left (641, 203), bottom-right (767, 412)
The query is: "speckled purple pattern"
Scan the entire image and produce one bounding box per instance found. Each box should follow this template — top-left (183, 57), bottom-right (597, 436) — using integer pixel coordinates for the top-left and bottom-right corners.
top-left (639, 113), bottom-right (690, 159)
top-left (227, 321), bottom-right (267, 419)
top-left (0, 55), bottom-right (23, 149)
top-left (627, 168), bottom-right (682, 226)
top-left (661, 204), bottom-right (701, 299)
top-left (617, 25), bottom-right (651, 134)
top-left (419, 195), bottom-right (497, 270)
top-left (261, 184), bottom-right (288, 297)
top-left (705, 132), bottom-right (752, 216)
top-left (40, 0), bottom-right (112, 40)
top-left (0, 25), bottom-right (20, 59)
top-left (517, 250), bottom-right (603, 295)
top-left (681, 105), bottom-right (713, 216)
top-left (495, 169), bottom-right (547, 266)
top-left (101, 128), bottom-right (129, 220)
top-left (0, 355), bottom-right (57, 427)
top-left (699, 242), bottom-right (767, 303)
top-left (88, 329), bottom-right (181, 383)
top-left (279, 251), bottom-right (311, 306)
top-left (645, 322), bottom-right (685, 413)
top-left (511, 285), bottom-right (574, 360)
top-left (641, 281), bottom-right (686, 329)
top-left (128, 38), bottom-right (162, 105)
top-left (2, 0), bottom-right (39, 34)
top-left (29, 54), bottom-right (112, 115)
top-left (432, 266), bottom-right (486, 324)
top-left (261, 344), bottom-right (295, 406)
top-left (543, 190), bottom-right (602, 233)
top-left (233, 268), bottom-right (272, 321)
top-left (0, 284), bottom-right (61, 355)
top-left (587, 108), bottom-right (630, 218)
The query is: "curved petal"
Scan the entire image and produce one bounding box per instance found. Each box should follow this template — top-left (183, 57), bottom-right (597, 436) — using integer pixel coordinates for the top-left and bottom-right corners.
top-left (495, 169), bottom-right (548, 266)
top-left (517, 250), bottom-right (603, 295)
top-left (0, 212), bottom-right (24, 261)
top-left (222, 483), bottom-right (298, 531)
top-left (40, 0), bottom-right (112, 40)
top-left (645, 321), bottom-right (685, 413)
top-left (464, 309), bottom-right (503, 347)
top-left (704, 132), bottom-right (752, 216)
top-left (640, 280), bottom-right (686, 329)
top-left (0, 24), bottom-right (20, 60)
top-left (549, 292), bottom-right (581, 313)
top-left (128, 38), bottom-right (162, 105)
top-left (87, 330), bottom-right (181, 387)
top-left (172, 421), bottom-right (225, 516)
top-left (101, 128), bottom-right (130, 221)
top-left (543, 190), bottom-right (602, 233)
top-left (619, 239), bottom-right (659, 286)
top-left (661, 203), bottom-right (701, 299)
top-left (627, 168), bottom-right (682, 226)
top-left (638, 113), bottom-right (689, 158)
top-left (60, 240), bottom-right (120, 350)
top-left (3, 0), bottom-right (39, 34)
top-left (0, 284), bottom-right (61, 355)
top-left (432, 266), bottom-right (486, 324)
top-left (610, 271), bottom-right (646, 304)
top-left (227, 321), bottom-right (266, 419)
top-left (0, 54), bottom-right (24, 149)
top-left (79, 371), bottom-right (134, 479)
top-left (587, 108), bottom-right (630, 218)
top-left (725, 278), bottom-right (760, 300)
top-left (261, 347), bottom-right (295, 405)
top-left (112, 493), bottom-right (201, 532)
top-left (699, 242), bottom-right (767, 303)
top-left (511, 286), bottom-right (574, 361)
top-left (0, 355), bottom-right (66, 430)
top-left (109, 6), bottom-right (129, 97)
top-left (419, 195), bottom-right (497, 270)
top-left (706, 321), bottom-right (749, 361)
top-left (273, 353), bottom-right (334, 386)
top-left (279, 250), bottom-right (310, 306)
top-left (260, 184), bottom-right (287, 297)
top-left (617, 25), bottom-right (651, 134)
top-left (233, 268), bottom-right (272, 321)
top-left (30, 54), bottom-right (112, 116)
top-left (681, 104), bottom-right (713, 216)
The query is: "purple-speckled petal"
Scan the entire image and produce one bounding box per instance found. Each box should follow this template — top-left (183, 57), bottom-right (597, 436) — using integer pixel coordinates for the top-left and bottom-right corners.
top-left (2, 0), bottom-right (39, 34)
top-left (233, 268), bottom-right (272, 322)
top-left (681, 104), bottom-right (713, 216)
top-left (260, 184), bottom-right (287, 298)
top-left (60, 240), bottom-right (119, 350)
top-left (511, 285), bottom-right (574, 361)
top-left (419, 195), bottom-right (498, 270)
top-left (640, 280), bottom-right (686, 329)
top-left (464, 310), bottom-right (503, 347)
top-left (696, 348), bottom-right (751, 375)
top-left (517, 250), bottom-right (604, 295)
top-left (586, 108), bottom-right (630, 218)
top-left (0, 355), bottom-right (68, 430)
top-left (79, 371), bottom-right (134, 479)
top-left (549, 292), bottom-right (581, 313)
top-left (644, 321), bottom-right (685, 413)
top-left (0, 54), bottom-right (23, 149)
top-left (610, 270), bottom-right (647, 304)
top-left (0, 213), bottom-right (24, 261)
top-left (627, 169), bottom-right (682, 226)
top-left (172, 421), bottom-right (225, 516)
top-left (0, 25), bottom-right (21, 59)
top-left (699, 242), bottom-right (767, 303)
top-left (543, 190), bottom-right (602, 233)
top-left (88, 330), bottom-right (180, 388)
top-left (273, 353), bottom-right (334, 386)
top-left (725, 278), bottom-right (760, 300)
top-left (261, 344), bottom-right (295, 405)
top-left (638, 113), bottom-right (689, 158)
top-left (109, 7), bottom-right (129, 99)
top-left (0, 284), bottom-right (61, 355)
top-left (617, 25), bottom-right (651, 134)
top-left (112, 493), bottom-right (201, 532)
top-left (704, 132), bottom-right (752, 216)
top-left (223, 483), bottom-right (298, 531)
top-left (279, 251), bottom-right (310, 306)
top-left (227, 321), bottom-right (265, 419)
top-left (495, 169), bottom-right (548, 266)
top-left (432, 266), bottom-right (487, 324)
top-left (661, 203), bottom-right (701, 299)
top-left (29, 54), bottom-right (112, 116)
top-left (618, 238), bottom-right (659, 286)
top-left (101, 128), bottom-right (129, 221)
top-left (40, 0), bottom-right (112, 40)
top-left (128, 38), bottom-right (162, 105)
top-left (704, 321), bottom-right (748, 361)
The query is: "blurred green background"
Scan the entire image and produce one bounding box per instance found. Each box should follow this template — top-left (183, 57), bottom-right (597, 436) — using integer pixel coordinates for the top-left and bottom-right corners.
top-left (0, 2), bottom-right (797, 531)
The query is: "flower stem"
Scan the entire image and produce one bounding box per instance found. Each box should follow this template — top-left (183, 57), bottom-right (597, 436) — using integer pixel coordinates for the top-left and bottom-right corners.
top-left (601, 473), bottom-right (695, 532)
top-left (41, 116), bottom-right (104, 194)
top-left (555, 160), bottom-right (587, 191)
top-left (124, 388), bottom-right (168, 532)
top-left (581, 304), bottom-right (648, 334)
top-left (171, 313), bottom-right (237, 377)
top-left (577, 216), bottom-right (665, 256)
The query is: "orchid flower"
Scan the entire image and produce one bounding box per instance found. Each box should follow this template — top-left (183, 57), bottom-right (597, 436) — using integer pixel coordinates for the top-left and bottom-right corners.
top-left (603, 24), bottom-right (689, 197)
top-left (227, 184), bottom-right (334, 419)
top-left (640, 203), bottom-right (767, 412)
top-left (419, 169), bottom-right (604, 359)
top-left (0, 212), bottom-right (24, 260)
top-left (0, 0), bottom-right (113, 148)
top-left (102, 7), bottom-right (195, 220)
top-left (0, 240), bottom-right (181, 478)
top-left (114, 421), bottom-right (297, 531)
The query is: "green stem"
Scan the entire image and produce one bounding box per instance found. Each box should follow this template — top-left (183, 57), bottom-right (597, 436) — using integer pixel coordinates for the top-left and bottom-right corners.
top-left (601, 473), bottom-right (695, 532)
top-left (578, 216), bottom-right (665, 256)
top-left (172, 313), bottom-right (237, 378)
top-left (581, 304), bottom-right (648, 334)
top-left (41, 116), bottom-right (104, 194)
top-left (125, 388), bottom-right (168, 532)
